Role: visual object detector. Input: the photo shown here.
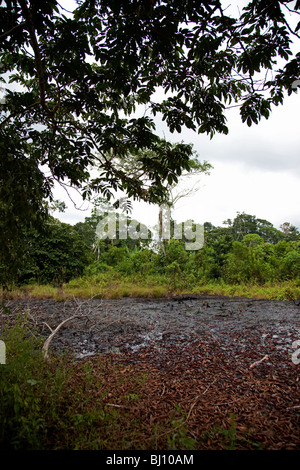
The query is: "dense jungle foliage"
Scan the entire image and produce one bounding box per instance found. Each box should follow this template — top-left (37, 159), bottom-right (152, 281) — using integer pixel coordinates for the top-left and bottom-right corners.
top-left (3, 206), bottom-right (299, 291)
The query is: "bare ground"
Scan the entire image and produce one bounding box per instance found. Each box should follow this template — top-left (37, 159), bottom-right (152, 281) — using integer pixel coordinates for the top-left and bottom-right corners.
top-left (1, 294), bottom-right (300, 450)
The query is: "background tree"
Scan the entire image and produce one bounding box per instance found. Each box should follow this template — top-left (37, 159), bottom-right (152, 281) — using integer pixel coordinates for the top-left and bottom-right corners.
top-left (223, 212), bottom-right (284, 243)
top-left (156, 151), bottom-right (212, 255)
top-left (280, 222), bottom-right (300, 240)
top-left (74, 196), bottom-right (151, 261)
top-left (17, 218), bottom-right (91, 286)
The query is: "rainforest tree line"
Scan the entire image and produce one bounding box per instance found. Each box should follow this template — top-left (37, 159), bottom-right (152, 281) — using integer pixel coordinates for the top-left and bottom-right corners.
top-left (4, 203), bottom-right (299, 288)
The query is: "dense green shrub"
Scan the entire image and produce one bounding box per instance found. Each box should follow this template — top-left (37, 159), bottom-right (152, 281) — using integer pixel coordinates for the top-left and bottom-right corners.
top-left (9, 210), bottom-right (299, 289)
top-left (0, 315), bottom-right (52, 449)
top-left (84, 232), bottom-right (300, 286)
top-left (18, 220), bottom-right (91, 286)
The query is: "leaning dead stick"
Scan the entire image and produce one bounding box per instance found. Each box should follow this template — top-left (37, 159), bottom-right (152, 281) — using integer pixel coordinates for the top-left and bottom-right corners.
top-left (42, 294), bottom-right (104, 360)
top-left (42, 312), bottom-right (124, 361)
top-left (42, 314), bottom-right (85, 361)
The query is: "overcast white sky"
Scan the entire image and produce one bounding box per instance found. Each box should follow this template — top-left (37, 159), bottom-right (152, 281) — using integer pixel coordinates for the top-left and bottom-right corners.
top-left (54, 0), bottom-right (300, 232)
top-left (55, 91), bottom-right (300, 231)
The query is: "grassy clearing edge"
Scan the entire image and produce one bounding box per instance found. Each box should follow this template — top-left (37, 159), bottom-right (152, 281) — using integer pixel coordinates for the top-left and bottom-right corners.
top-left (1, 277), bottom-right (299, 302)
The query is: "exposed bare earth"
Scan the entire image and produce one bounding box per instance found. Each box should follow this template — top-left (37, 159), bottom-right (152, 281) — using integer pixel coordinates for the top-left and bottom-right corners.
top-left (1, 294), bottom-right (300, 450)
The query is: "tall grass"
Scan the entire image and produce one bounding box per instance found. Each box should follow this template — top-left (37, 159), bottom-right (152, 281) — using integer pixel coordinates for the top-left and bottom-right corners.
top-left (1, 273), bottom-right (299, 301)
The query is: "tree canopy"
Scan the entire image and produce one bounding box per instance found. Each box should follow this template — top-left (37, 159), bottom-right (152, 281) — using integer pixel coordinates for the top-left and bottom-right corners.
top-left (1, 0), bottom-right (300, 282)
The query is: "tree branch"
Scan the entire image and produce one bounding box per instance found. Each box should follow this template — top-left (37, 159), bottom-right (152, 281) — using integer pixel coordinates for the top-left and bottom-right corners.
top-left (0, 21), bottom-right (27, 40)
top-left (18, 0), bottom-right (59, 117)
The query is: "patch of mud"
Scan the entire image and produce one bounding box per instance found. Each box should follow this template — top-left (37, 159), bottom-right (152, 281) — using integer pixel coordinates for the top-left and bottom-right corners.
top-left (1, 295), bottom-right (300, 366)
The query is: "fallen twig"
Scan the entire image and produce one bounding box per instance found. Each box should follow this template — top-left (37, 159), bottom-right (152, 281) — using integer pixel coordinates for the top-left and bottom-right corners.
top-left (185, 379), bottom-right (218, 422)
top-left (202, 378), bottom-right (217, 395)
top-left (42, 322), bottom-right (53, 333)
top-left (186, 395), bottom-right (201, 422)
top-left (249, 354), bottom-right (269, 369)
